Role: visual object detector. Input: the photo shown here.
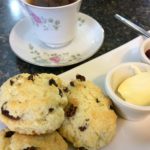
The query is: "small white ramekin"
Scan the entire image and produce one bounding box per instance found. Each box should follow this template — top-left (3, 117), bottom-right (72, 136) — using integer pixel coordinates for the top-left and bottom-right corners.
top-left (105, 62), bottom-right (150, 121)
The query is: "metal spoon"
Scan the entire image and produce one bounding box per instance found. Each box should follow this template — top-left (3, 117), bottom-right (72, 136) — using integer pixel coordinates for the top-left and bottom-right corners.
top-left (114, 14), bottom-right (150, 38)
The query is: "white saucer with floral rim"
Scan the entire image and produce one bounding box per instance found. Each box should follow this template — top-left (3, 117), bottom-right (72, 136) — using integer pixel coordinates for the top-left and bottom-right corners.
top-left (9, 13), bottom-right (104, 67)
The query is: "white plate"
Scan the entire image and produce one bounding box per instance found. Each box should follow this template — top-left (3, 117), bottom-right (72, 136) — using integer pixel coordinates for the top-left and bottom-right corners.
top-left (9, 13), bottom-right (104, 67)
top-left (59, 36), bottom-right (150, 150)
top-left (4, 35), bottom-right (150, 150)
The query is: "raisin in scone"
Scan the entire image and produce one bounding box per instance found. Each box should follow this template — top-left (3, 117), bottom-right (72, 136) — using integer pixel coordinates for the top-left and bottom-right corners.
top-left (59, 75), bottom-right (117, 150)
top-left (0, 73), bottom-right (68, 135)
top-left (0, 128), bottom-right (68, 150)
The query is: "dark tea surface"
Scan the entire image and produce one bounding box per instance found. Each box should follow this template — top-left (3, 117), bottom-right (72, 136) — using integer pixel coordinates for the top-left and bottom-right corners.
top-left (26, 0), bottom-right (77, 7)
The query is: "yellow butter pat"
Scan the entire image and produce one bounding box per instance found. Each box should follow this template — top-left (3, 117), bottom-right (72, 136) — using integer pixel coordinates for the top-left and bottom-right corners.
top-left (118, 72), bottom-right (150, 106)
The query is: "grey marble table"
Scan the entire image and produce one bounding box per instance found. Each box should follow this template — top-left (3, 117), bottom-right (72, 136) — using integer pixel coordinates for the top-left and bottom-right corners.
top-left (0, 0), bottom-right (150, 84)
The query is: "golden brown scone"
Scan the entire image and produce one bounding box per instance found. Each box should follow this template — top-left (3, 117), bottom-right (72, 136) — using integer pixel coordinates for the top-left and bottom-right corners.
top-left (0, 128), bottom-right (12, 150)
top-left (0, 128), bottom-right (68, 150)
top-left (0, 73), bottom-right (68, 135)
top-left (59, 74), bottom-right (117, 150)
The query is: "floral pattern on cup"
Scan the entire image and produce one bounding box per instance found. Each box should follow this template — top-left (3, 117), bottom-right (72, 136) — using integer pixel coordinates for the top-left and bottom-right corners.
top-left (24, 7), bottom-right (60, 30)
top-left (20, 1), bottom-right (84, 31)
top-left (41, 17), bottom-right (60, 30)
top-left (29, 43), bottom-right (82, 65)
top-left (30, 12), bottom-right (42, 26)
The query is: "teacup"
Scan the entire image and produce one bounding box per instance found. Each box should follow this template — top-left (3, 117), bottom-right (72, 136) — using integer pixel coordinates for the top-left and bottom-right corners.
top-left (18, 0), bottom-right (82, 48)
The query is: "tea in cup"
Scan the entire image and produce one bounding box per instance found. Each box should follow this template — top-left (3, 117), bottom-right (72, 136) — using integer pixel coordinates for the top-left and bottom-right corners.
top-left (26, 0), bottom-right (77, 7)
top-left (18, 0), bottom-right (82, 48)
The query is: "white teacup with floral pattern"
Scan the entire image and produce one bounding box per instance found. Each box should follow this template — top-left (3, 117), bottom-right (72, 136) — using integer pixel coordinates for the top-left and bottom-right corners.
top-left (18, 0), bottom-right (82, 48)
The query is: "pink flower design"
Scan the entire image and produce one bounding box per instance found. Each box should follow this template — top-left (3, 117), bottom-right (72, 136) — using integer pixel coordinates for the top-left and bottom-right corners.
top-left (49, 56), bottom-right (61, 63)
top-left (25, 6), bottom-right (42, 25)
top-left (30, 12), bottom-right (42, 25)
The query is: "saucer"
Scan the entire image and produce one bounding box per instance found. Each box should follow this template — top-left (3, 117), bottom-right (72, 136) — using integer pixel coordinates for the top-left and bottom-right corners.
top-left (9, 13), bottom-right (104, 67)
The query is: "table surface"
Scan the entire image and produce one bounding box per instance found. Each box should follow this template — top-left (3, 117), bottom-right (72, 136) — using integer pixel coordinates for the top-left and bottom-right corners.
top-left (0, 0), bottom-right (150, 85)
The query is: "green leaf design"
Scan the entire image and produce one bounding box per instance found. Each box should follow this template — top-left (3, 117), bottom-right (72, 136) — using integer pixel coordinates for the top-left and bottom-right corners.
top-left (55, 20), bottom-right (60, 25)
top-left (29, 43), bottom-right (34, 50)
top-left (53, 25), bottom-right (58, 30)
top-left (48, 18), bottom-right (53, 23)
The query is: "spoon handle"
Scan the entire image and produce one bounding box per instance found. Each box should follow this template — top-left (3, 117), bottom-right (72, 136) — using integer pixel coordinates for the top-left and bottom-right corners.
top-left (115, 14), bottom-right (150, 38)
